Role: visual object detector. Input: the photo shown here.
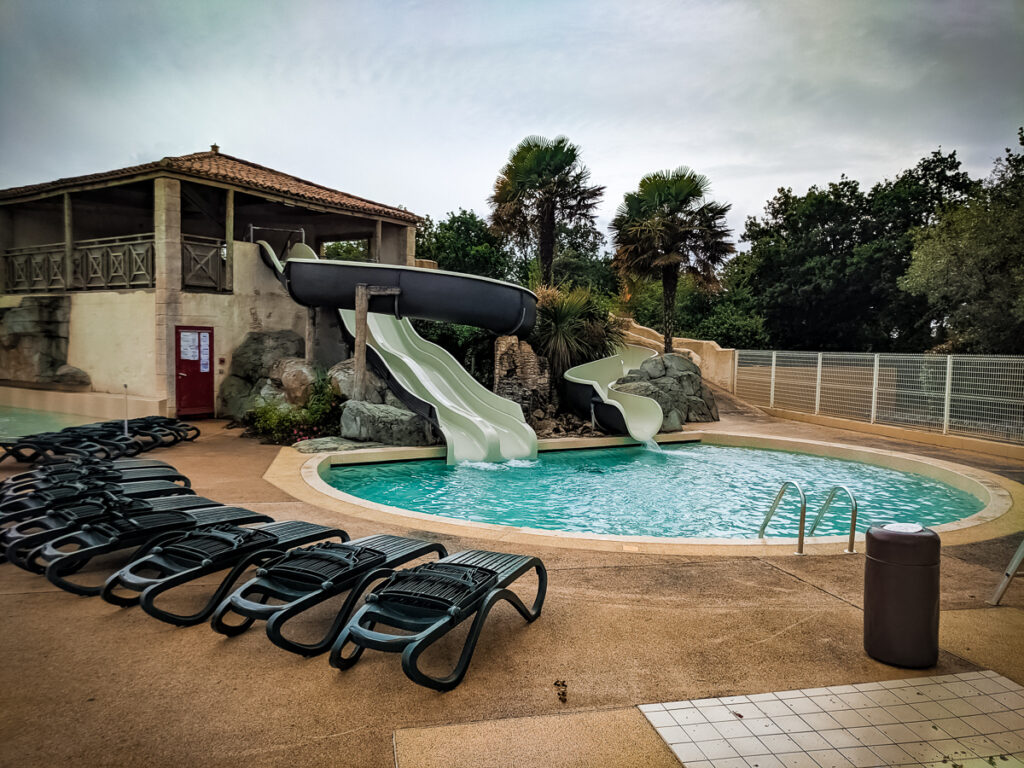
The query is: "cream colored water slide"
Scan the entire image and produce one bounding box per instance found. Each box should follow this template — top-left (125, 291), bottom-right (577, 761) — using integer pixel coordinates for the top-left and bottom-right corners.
top-left (260, 241), bottom-right (536, 463)
top-left (563, 345), bottom-right (664, 442)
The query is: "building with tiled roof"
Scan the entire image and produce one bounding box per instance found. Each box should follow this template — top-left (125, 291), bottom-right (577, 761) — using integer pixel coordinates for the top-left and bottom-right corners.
top-left (0, 147), bottom-right (421, 418)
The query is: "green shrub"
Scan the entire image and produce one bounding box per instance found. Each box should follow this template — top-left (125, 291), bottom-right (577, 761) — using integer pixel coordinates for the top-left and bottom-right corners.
top-left (245, 371), bottom-right (343, 444)
top-left (529, 285), bottom-right (625, 381)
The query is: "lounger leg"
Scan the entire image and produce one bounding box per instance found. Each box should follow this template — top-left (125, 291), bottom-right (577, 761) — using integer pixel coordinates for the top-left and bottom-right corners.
top-left (210, 590), bottom-right (271, 636)
top-left (266, 567), bottom-right (391, 657)
top-left (141, 550), bottom-right (283, 627)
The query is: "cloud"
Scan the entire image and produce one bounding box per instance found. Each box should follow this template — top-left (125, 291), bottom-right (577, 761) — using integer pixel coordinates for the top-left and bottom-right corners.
top-left (1, 0), bottom-right (1021, 242)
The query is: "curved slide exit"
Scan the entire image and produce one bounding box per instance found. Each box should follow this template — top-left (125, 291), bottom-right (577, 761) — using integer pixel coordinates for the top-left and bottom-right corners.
top-left (563, 345), bottom-right (664, 443)
top-left (260, 241), bottom-right (537, 464)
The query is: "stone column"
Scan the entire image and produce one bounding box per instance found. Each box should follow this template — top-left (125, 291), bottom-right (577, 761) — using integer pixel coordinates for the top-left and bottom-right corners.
top-left (153, 177), bottom-right (182, 414)
top-left (0, 206), bottom-right (12, 294)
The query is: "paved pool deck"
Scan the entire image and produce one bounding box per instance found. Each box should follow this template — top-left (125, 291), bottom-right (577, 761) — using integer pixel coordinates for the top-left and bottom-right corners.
top-left (1, 400), bottom-right (1021, 768)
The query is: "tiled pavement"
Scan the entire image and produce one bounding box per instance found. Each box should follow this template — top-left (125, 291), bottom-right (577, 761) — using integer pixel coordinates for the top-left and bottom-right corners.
top-left (641, 670), bottom-right (1024, 767)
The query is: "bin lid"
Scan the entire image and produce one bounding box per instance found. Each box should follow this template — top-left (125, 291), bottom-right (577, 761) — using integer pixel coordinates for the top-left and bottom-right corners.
top-left (866, 524), bottom-right (941, 566)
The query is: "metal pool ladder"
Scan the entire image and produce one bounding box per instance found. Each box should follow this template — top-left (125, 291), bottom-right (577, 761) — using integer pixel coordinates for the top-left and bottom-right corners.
top-left (807, 485), bottom-right (859, 554)
top-left (759, 483), bottom-right (859, 555)
top-left (758, 481), bottom-right (808, 555)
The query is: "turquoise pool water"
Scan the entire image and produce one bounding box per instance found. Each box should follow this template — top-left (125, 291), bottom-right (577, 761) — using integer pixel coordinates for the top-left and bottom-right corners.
top-left (324, 444), bottom-right (985, 538)
top-left (0, 406), bottom-right (94, 438)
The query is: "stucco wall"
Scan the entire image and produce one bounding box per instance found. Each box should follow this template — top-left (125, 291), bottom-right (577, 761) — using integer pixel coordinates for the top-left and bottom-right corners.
top-left (66, 290), bottom-right (158, 396)
top-left (176, 241), bottom-right (307, 411)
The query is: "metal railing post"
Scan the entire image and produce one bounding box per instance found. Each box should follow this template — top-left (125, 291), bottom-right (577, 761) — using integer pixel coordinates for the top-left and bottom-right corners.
top-left (942, 355), bottom-right (953, 435)
top-left (769, 351), bottom-right (777, 408)
top-left (870, 353), bottom-right (880, 423)
top-left (814, 352), bottom-right (823, 415)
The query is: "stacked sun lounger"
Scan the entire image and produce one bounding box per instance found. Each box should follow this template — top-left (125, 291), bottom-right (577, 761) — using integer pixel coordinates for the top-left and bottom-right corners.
top-left (0, 455), bottom-right (546, 691)
top-left (0, 416), bottom-right (200, 465)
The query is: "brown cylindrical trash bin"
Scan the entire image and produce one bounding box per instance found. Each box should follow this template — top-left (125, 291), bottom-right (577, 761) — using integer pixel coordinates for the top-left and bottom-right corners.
top-left (864, 523), bottom-right (940, 668)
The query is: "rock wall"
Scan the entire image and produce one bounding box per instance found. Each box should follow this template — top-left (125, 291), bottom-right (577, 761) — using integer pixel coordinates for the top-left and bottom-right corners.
top-left (0, 296), bottom-right (90, 387)
top-left (613, 353), bottom-right (719, 432)
top-left (218, 330), bottom-right (305, 418)
top-left (493, 335), bottom-right (550, 415)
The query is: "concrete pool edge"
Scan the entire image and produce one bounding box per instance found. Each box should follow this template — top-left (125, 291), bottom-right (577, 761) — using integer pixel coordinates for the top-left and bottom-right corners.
top-left (262, 431), bottom-right (1023, 556)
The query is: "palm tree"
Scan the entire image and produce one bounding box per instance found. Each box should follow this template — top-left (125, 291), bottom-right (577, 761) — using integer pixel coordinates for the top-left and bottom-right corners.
top-left (489, 135), bottom-right (604, 285)
top-left (611, 168), bottom-right (735, 352)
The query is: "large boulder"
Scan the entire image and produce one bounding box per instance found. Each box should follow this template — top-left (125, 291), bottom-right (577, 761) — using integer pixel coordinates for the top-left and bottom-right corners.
top-left (218, 330), bottom-right (305, 419)
top-left (292, 436), bottom-right (387, 453)
top-left (327, 359), bottom-right (386, 404)
top-left (270, 357), bottom-right (316, 405)
top-left (228, 330), bottom-right (304, 382)
top-left (339, 401), bottom-right (439, 446)
top-left (611, 352), bottom-right (718, 431)
top-left (52, 364), bottom-right (91, 387)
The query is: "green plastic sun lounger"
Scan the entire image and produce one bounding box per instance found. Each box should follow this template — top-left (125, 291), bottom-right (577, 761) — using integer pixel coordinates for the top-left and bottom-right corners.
top-left (1, 465), bottom-right (190, 502)
top-left (3, 493), bottom-right (225, 572)
top-left (0, 457), bottom-right (172, 493)
top-left (39, 506), bottom-right (274, 596)
top-left (328, 549), bottom-right (546, 691)
top-left (100, 521), bottom-right (346, 626)
top-left (210, 534), bottom-right (448, 657)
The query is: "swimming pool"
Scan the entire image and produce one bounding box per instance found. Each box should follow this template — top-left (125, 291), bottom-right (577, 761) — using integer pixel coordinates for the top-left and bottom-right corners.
top-left (0, 406), bottom-right (94, 438)
top-left (323, 444), bottom-right (985, 539)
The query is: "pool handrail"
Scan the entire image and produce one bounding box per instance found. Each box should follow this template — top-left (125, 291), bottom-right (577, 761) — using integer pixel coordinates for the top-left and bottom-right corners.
top-left (758, 480), bottom-right (808, 555)
top-left (807, 485), bottom-right (859, 554)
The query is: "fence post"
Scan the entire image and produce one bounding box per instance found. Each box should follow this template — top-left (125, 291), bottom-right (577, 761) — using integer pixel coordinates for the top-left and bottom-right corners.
top-left (870, 354), bottom-right (880, 423)
top-left (769, 351), bottom-right (777, 408)
top-left (814, 353), bottom-right (823, 415)
top-left (942, 355), bottom-right (953, 434)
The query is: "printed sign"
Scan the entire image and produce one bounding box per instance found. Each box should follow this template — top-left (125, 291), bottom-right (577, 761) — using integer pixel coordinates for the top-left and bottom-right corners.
top-left (199, 332), bottom-right (210, 373)
top-left (180, 331), bottom-right (199, 361)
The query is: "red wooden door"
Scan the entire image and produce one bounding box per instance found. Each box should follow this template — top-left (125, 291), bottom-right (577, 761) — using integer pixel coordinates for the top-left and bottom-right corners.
top-left (175, 326), bottom-right (214, 417)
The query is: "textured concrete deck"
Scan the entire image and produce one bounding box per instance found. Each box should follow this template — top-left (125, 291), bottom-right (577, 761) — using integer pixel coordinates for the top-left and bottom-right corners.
top-left (1, 405), bottom-right (1021, 768)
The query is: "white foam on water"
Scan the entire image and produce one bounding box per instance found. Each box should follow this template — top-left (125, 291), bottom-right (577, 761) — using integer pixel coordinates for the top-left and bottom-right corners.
top-left (643, 439), bottom-right (663, 452)
top-left (505, 459), bottom-right (539, 468)
top-left (458, 461), bottom-right (506, 471)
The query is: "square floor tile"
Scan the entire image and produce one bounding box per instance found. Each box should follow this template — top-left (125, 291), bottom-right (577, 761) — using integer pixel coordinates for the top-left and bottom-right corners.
top-left (847, 726), bottom-right (893, 746)
top-left (639, 703), bottom-right (665, 712)
top-left (731, 736), bottom-right (769, 757)
top-left (864, 690), bottom-right (904, 707)
top-left (713, 719), bottom-right (754, 739)
top-left (776, 754), bottom-right (821, 768)
top-left (884, 704), bottom-right (925, 723)
top-left (669, 741), bottom-right (704, 763)
top-left (721, 695), bottom-right (751, 705)
top-left (942, 697), bottom-right (984, 717)
top-left (990, 730), bottom-right (1024, 753)
top-left (696, 737), bottom-right (739, 759)
top-left (744, 718), bottom-right (784, 737)
top-left (758, 701), bottom-right (796, 718)
top-left (681, 723), bottom-right (720, 742)
top-left (868, 743), bottom-right (916, 765)
top-left (774, 690), bottom-right (806, 700)
top-left (820, 729), bottom-right (862, 749)
top-left (645, 710), bottom-right (677, 727)
top-left (787, 697), bottom-right (824, 715)
top-left (837, 693), bottom-right (877, 710)
top-left (732, 703), bottom-right (768, 719)
top-left (760, 733), bottom-right (803, 753)
top-left (806, 748), bottom-right (856, 768)
top-left (704, 759), bottom-right (747, 768)
top-left (811, 695), bottom-right (848, 712)
top-left (698, 705), bottom-right (736, 722)
top-left (749, 693), bottom-right (780, 703)
top-left (858, 707), bottom-right (898, 726)
top-left (971, 677), bottom-right (1013, 695)
top-left (900, 740), bottom-right (945, 762)
top-left (773, 715), bottom-right (813, 734)
top-left (791, 731), bottom-right (833, 751)
top-left (671, 708), bottom-right (709, 726)
top-left (744, 756), bottom-right (787, 768)
top-left (665, 700), bottom-right (696, 710)
top-left (909, 700), bottom-right (955, 720)
top-left (931, 716), bottom-right (979, 738)
top-left (963, 694), bottom-right (1006, 713)
top-left (837, 746), bottom-right (885, 767)
top-left (878, 723), bottom-right (920, 743)
top-left (991, 709), bottom-right (1024, 730)
top-left (993, 691), bottom-right (1024, 710)
top-left (945, 680), bottom-right (983, 697)
top-left (904, 719), bottom-right (950, 740)
top-left (657, 725), bottom-right (689, 744)
top-left (802, 712), bottom-right (843, 731)
top-left (961, 713), bottom-right (1005, 734)
top-left (832, 710), bottom-right (871, 729)
top-left (853, 682), bottom-right (884, 692)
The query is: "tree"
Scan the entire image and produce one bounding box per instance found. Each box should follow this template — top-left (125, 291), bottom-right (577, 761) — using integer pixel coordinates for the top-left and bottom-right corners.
top-left (415, 209), bottom-right (512, 280)
top-left (611, 167), bottom-right (734, 352)
top-left (489, 135), bottom-right (604, 285)
top-left (737, 149), bottom-right (976, 351)
top-left (323, 239), bottom-right (370, 261)
top-left (551, 222), bottom-right (617, 295)
top-left (900, 129), bottom-right (1024, 353)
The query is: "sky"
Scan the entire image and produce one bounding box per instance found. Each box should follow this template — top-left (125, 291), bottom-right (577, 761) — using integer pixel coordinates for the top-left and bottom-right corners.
top-left (1, 0), bottom-right (1022, 245)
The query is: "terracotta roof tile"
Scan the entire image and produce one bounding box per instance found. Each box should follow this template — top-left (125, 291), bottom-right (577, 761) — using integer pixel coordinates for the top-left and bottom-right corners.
top-left (0, 150), bottom-right (419, 223)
